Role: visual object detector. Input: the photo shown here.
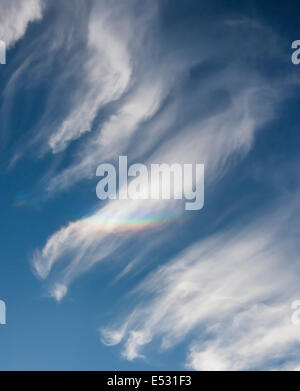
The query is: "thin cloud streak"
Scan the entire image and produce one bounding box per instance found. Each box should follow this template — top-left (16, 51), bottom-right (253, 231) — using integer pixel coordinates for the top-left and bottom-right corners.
top-left (47, 0), bottom-right (136, 153)
top-left (0, 0), bottom-right (44, 48)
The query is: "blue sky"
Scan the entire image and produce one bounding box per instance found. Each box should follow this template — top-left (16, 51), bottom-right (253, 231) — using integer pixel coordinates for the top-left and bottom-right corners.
top-left (0, 0), bottom-right (300, 370)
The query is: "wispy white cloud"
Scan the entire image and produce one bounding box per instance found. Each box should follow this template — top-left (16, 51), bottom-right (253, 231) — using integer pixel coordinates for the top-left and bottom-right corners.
top-left (0, 0), bottom-right (44, 48)
top-left (5, 0), bottom-right (283, 190)
top-left (41, 0), bottom-right (163, 156)
top-left (100, 195), bottom-right (300, 369)
top-left (47, 75), bottom-right (170, 191)
top-left (45, 31), bottom-right (280, 195)
top-left (186, 303), bottom-right (300, 371)
top-left (2, 0), bottom-right (159, 163)
top-left (47, 0), bottom-right (136, 153)
top-left (32, 64), bottom-right (278, 300)
top-left (23, 1), bottom-right (300, 369)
